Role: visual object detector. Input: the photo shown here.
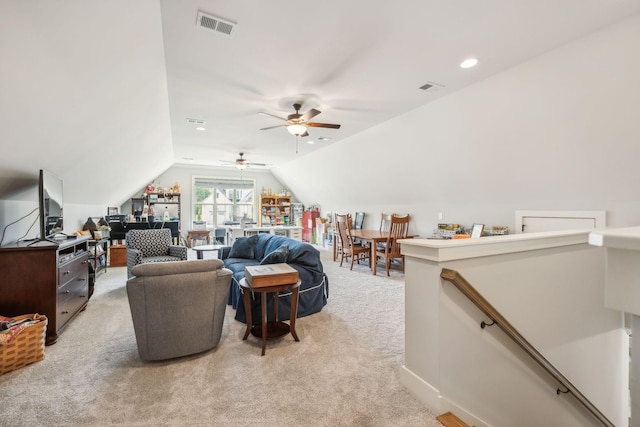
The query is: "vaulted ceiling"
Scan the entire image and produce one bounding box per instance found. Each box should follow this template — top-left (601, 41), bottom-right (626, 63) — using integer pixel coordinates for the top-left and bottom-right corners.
top-left (2, 1), bottom-right (639, 205)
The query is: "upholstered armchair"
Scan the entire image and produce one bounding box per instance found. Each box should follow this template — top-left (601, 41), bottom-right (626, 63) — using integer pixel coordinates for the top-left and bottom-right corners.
top-left (126, 229), bottom-right (187, 278)
top-left (126, 259), bottom-right (232, 361)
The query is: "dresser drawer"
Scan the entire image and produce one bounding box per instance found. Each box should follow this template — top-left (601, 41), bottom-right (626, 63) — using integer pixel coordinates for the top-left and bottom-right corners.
top-left (58, 253), bottom-right (89, 288)
top-left (58, 275), bottom-right (89, 330)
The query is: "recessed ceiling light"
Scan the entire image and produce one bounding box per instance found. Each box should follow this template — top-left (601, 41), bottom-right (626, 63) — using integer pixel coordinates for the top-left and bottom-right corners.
top-left (196, 127), bottom-right (206, 131)
top-left (307, 140), bottom-right (315, 144)
top-left (460, 58), bottom-right (478, 69)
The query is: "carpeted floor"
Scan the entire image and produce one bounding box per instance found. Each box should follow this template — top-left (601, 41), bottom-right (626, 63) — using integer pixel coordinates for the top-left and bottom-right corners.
top-left (0, 247), bottom-right (442, 426)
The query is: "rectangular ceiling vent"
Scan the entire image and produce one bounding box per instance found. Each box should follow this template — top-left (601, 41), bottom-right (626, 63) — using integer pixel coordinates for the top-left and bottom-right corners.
top-left (196, 11), bottom-right (236, 36)
top-left (419, 81), bottom-right (445, 92)
top-left (186, 118), bottom-right (206, 125)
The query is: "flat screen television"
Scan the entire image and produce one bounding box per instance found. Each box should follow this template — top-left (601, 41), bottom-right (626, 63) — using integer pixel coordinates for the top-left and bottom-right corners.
top-left (38, 169), bottom-right (64, 239)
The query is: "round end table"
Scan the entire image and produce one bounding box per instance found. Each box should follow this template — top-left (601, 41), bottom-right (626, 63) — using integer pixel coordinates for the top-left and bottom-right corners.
top-left (238, 278), bottom-right (301, 356)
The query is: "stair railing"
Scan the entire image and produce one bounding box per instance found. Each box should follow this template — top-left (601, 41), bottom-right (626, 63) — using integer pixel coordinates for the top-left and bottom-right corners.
top-left (440, 268), bottom-right (615, 427)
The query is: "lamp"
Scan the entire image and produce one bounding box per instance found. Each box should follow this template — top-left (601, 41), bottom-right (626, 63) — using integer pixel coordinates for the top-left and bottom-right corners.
top-left (287, 124), bottom-right (307, 136)
top-left (236, 161), bottom-right (247, 171)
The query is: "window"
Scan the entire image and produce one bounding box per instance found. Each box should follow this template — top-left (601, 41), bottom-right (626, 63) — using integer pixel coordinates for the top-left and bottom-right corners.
top-left (193, 177), bottom-right (255, 227)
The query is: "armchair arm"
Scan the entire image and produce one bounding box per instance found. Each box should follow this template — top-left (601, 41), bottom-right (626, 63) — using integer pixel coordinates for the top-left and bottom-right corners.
top-left (127, 248), bottom-right (143, 279)
top-left (169, 245), bottom-right (188, 260)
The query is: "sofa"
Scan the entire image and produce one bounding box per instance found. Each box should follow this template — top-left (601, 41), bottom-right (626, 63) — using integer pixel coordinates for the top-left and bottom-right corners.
top-left (220, 233), bottom-right (328, 324)
top-left (126, 259), bottom-right (232, 361)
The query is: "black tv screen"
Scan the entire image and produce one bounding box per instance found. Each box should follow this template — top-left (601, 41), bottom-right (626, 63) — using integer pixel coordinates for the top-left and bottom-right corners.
top-left (39, 169), bottom-right (63, 239)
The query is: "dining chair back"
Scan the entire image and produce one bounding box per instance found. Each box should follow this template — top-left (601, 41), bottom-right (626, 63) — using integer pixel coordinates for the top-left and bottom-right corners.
top-left (375, 214), bottom-right (410, 276)
top-left (379, 213), bottom-right (393, 233)
top-left (353, 212), bottom-right (365, 230)
top-left (335, 213), bottom-right (371, 270)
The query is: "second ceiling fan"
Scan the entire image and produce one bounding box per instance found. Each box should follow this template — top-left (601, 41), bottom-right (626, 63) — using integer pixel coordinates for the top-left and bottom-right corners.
top-left (260, 103), bottom-right (341, 138)
top-left (220, 152), bottom-right (266, 170)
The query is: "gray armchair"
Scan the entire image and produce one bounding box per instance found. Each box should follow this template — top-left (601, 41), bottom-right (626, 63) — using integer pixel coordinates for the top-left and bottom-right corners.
top-left (126, 228), bottom-right (187, 278)
top-left (126, 259), bottom-right (232, 361)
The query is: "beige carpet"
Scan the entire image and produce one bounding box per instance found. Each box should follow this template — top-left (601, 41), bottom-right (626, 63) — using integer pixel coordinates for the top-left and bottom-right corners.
top-left (0, 247), bottom-right (442, 427)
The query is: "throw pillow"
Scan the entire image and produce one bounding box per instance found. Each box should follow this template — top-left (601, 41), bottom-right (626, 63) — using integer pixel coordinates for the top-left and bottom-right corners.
top-left (260, 244), bottom-right (289, 265)
top-left (228, 235), bottom-right (259, 259)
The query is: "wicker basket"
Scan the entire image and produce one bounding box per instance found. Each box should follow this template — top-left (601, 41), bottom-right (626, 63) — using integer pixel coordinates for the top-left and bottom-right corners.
top-left (0, 313), bottom-right (47, 375)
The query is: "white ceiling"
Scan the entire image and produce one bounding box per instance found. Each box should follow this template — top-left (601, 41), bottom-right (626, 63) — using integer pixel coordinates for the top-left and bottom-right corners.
top-left (1, 1), bottom-right (640, 204)
top-left (163, 0), bottom-right (640, 168)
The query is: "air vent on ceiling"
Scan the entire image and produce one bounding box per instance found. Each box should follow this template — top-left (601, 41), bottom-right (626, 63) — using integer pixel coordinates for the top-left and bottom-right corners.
top-left (419, 81), bottom-right (445, 92)
top-left (196, 11), bottom-right (236, 36)
top-left (186, 118), bottom-right (206, 125)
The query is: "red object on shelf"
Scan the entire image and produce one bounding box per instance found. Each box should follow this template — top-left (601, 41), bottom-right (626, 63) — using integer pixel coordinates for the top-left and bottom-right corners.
top-left (302, 211), bottom-right (319, 242)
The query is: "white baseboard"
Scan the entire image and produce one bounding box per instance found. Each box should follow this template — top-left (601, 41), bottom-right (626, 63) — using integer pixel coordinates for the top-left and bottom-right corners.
top-left (400, 365), bottom-right (492, 427)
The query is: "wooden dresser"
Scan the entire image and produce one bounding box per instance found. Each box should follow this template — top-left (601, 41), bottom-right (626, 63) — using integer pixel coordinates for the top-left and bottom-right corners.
top-left (0, 236), bottom-right (90, 345)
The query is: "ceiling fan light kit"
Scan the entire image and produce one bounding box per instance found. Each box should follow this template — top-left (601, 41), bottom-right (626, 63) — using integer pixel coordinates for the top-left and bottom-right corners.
top-left (260, 102), bottom-right (341, 152)
top-left (287, 124), bottom-right (307, 135)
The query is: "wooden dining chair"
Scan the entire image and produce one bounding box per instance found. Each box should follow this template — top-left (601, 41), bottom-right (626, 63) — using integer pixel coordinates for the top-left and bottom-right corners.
top-left (375, 214), bottom-right (410, 276)
top-left (335, 213), bottom-right (370, 270)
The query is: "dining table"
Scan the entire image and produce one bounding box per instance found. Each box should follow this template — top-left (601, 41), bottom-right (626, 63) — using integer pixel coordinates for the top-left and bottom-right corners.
top-left (333, 229), bottom-right (418, 275)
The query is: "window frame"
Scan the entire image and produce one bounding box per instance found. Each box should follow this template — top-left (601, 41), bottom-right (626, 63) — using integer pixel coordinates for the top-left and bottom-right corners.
top-left (192, 175), bottom-right (256, 228)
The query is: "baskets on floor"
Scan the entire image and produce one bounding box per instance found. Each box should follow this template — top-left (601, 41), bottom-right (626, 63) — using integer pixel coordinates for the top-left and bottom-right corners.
top-left (0, 313), bottom-right (47, 375)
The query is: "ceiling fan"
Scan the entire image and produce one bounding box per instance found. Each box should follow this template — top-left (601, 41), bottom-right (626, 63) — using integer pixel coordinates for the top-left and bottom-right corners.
top-left (259, 103), bottom-right (341, 138)
top-left (220, 152), bottom-right (266, 170)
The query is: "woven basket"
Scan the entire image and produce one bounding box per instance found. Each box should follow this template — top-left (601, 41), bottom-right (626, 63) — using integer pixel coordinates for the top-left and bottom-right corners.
top-left (0, 313), bottom-right (47, 375)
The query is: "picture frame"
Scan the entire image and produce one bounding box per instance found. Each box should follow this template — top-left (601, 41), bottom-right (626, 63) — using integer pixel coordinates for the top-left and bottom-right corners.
top-left (107, 207), bottom-right (119, 215)
top-left (471, 223), bottom-right (485, 238)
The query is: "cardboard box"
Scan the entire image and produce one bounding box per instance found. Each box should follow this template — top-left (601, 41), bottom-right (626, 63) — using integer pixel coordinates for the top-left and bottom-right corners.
top-left (244, 263), bottom-right (299, 288)
top-left (109, 245), bottom-right (127, 267)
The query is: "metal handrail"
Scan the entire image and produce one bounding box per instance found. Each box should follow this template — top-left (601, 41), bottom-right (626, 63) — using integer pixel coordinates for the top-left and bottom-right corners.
top-left (439, 268), bottom-right (615, 427)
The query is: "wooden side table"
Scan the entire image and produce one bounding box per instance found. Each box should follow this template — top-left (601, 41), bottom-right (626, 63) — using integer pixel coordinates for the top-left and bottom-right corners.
top-left (239, 278), bottom-right (301, 356)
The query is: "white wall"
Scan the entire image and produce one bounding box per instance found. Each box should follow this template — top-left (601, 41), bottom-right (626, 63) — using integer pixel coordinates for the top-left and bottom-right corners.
top-left (275, 14), bottom-right (640, 238)
top-left (119, 165), bottom-right (294, 235)
top-left (401, 235), bottom-right (627, 426)
top-left (0, 198), bottom-right (106, 245)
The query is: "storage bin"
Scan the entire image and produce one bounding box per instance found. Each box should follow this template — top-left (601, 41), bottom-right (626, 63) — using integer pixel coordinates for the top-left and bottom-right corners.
top-left (110, 244), bottom-right (127, 267)
top-left (0, 313), bottom-right (47, 375)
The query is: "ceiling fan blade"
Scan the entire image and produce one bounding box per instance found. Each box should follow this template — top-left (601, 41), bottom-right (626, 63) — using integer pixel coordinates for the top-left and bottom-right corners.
top-left (248, 162), bottom-right (267, 167)
top-left (260, 124), bottom-right (286, 130)
top-left (306, 122), bottom-right (341, 129)
top-left (300, 108), bottom-right (321, 122)
top-left (258, 111), bottom-right (288, 121)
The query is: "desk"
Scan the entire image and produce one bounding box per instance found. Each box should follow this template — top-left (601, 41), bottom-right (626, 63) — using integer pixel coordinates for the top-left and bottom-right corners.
top-left (187, 230), bottom-right (210, 247)
top-left (192, 244), bottom-right (224, 260)
top-left (239, 278), bottom-right (300, 356)
top-left (337, 229), bottom-right (417, 275)
top-left (228, 226), bottom-right (303, 244)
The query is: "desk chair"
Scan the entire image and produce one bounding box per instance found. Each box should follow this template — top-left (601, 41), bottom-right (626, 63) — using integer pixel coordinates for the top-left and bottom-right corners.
top-left (213, 228), bottom-right (226, 245)
top-left (335, 213), bottom-right (370, 270)
top-left (375, 214), bottom-right (410, 276)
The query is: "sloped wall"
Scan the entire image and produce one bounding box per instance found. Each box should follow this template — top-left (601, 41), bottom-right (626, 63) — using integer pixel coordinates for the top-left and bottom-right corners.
top-left (275, 14), bottom-right (640, 238)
